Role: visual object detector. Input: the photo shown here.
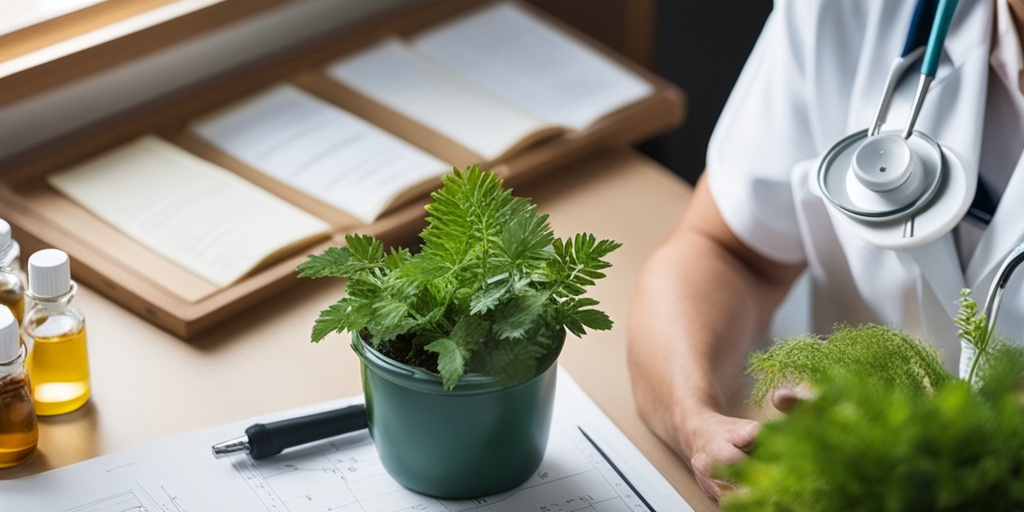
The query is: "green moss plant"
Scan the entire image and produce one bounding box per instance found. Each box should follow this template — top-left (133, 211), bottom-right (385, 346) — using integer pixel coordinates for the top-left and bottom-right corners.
top-left (722, 293), bottom-right (1024, 510)
top-left (747, 324), bottom-right (953, 404)
top-left (297, 166), bottom-right (620, 390)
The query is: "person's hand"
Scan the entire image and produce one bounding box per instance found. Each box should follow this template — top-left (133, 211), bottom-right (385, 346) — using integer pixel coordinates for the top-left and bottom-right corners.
top-left (682, 411), bottom-right (761, 502)
top-left (770, 381), bottom-right (816, 412)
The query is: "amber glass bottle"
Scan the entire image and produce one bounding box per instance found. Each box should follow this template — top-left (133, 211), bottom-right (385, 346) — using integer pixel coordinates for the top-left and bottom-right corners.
top-left (0, 305), bottom-right (37, 467)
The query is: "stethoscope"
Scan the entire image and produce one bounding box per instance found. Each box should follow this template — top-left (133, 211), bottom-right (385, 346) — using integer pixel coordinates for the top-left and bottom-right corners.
top-left (817, 0), bottom-right (976, 251)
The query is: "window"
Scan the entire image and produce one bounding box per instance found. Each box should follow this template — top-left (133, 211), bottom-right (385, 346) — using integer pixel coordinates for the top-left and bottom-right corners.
top-left (0, 0), bottom-right (284, 107)
top-left (0, 0), bottom-right (107, 36)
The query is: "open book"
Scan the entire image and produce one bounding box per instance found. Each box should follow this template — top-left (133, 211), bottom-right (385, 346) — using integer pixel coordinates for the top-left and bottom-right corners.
top-left (46, 136), bottom-right (332, 287)
top-left (325, 2), bottom-right (654, 162)
top-left (189, 84), bottom-right (451, 225)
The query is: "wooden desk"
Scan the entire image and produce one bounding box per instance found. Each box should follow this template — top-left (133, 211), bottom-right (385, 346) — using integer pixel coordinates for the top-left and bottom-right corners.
top-left (0, 147), bottom-right (718, 511)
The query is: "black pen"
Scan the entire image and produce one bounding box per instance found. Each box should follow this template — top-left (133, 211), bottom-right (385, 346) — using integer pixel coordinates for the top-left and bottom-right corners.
top-left (211, 403), bottom-right (368, 459)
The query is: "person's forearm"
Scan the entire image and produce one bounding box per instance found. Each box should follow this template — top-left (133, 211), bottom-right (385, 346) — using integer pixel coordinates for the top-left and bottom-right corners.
top-left (628, 236), bottom-right (768, 453)
top-left (627, 178), bottom-right (803, 457)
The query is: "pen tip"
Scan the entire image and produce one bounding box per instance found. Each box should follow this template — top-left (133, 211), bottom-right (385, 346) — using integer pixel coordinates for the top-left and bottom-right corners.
top-left (211, 435), bottom-right (250, 459)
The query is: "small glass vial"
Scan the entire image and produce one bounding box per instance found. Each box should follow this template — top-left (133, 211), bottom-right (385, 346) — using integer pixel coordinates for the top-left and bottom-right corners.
top-left (0, 305), bottom-right (38, 467)
top-left (24, 249), bottom-right (90, 416)
top-left (0, 219), bottom-right (25, 324)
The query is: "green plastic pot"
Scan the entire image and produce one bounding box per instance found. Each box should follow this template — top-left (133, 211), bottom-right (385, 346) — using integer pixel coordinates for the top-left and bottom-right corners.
top-left (351, 331), bottom-right (564, 499)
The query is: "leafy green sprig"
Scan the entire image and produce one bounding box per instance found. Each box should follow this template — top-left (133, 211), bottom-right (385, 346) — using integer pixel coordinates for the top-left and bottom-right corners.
top-left (955, 289), bottom-right (992, 385)
top-left (722, 293), bottom-right (1024, 509)
top-left (297, 166), bottom-right (620, 389)
top-left (722, 345), bottom-right (1024, 511)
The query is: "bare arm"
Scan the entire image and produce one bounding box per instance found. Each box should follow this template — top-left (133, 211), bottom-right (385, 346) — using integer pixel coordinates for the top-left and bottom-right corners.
top-left (627, 175), bottom-right (804, 500)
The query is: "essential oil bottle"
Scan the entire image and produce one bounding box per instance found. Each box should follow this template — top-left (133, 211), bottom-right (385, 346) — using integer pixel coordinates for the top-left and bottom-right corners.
top-left (0, 219), bottom-right (25, 324)
top-left (0, 305), bottom-right (37, 467)
top-left (24, 249), bottom-right (90, 416)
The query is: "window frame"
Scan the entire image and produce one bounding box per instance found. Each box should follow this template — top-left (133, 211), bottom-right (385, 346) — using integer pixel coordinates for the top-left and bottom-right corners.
top-left (0, 0), bottom-right (290, 107)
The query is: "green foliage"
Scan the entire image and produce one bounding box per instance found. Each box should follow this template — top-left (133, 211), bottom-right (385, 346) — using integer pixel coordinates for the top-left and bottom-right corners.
top-left (747, 324), bottom-right (953, 405)
top-left (721, 344), bottom-right (1024, 511)
top-left (297, 166), bottom-right (620, 390)
top-left (955, 289), bottom-right (993, 384)
top-left (722, 293), bottom-right (1024, 510)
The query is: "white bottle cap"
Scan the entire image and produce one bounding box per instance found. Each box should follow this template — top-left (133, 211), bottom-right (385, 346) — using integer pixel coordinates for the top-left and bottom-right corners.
top-left (0, 219), bottom-right (10, 253)
top-left (28, 249), bottom-right (71, 299)
top-left (0, 305), bottom-right (18, 363)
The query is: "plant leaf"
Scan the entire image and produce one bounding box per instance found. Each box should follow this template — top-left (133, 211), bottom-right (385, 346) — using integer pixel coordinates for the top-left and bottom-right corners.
top-left (297, 235), bottom-right (386, 279)
top-left (574, 308), bottom-right (613, 332)
top-left (425, 337), bottom-right (466, 390)
top-left (345, 233), bottom-right (385, 263)
top-left (470, 276), bottom-right (510, 315)
top-left (556, 297), bottom-right (612, 337)
top-left (450, 316), bottom-right (490, 353)
top-left (494, 290), bottom-right (549, 340)
top-left (311, 300), bottom-right (354, 342)
top-left (500, 209), bottom-right (553, 265)
top-left (547, 234), bottom-right (621, 299)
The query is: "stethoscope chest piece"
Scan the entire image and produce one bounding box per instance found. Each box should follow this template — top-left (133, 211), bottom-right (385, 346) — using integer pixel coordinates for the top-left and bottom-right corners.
top-left (814, 0), bottom-right (977, 251)
top-left (819, 130), bottom-right (943, 220)
top-left (817, 129), bottom-right (973, 250)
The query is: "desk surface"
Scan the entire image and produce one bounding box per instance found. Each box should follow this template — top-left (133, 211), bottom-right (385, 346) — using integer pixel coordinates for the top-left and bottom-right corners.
top-left (1, 147), bottom-right (721, 511)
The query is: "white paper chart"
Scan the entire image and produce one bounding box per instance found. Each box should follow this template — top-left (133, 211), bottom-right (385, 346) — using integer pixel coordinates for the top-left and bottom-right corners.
top-left (0, 368), bottom-right (691, 511)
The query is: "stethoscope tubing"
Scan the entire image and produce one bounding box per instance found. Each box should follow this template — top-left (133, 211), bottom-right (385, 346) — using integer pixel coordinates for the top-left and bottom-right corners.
top-left (903, 0), bottom-right (959, 138)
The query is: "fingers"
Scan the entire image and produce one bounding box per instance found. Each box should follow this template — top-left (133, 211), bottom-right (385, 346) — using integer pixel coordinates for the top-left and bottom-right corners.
top-left (691, 451), bottom-right (735, 502)
top-left (687, 417), bottom-right (762, 502)
top-left (771, 381), bottom-right (816, 412)
top-left (729, 418), bottom-right (761, 453)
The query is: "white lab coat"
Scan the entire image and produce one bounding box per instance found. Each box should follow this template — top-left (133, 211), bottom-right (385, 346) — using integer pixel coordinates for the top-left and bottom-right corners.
top-left (706, 0), bottom-right (1023, 371)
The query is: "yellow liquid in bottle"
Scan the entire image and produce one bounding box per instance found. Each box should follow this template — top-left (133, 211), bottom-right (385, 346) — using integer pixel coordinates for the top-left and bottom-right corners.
top-left (0, 281), bottom-right (23, 323)
top-left (0, 430), bottom-right (37, 468)
top-left (28, 327), bottom-right (90, 416)
top-left (0, 373), bottom-right (38, 467)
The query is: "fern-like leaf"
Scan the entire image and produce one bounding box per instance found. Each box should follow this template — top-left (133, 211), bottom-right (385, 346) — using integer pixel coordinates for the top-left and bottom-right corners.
top-left (299, 166), bottom-right (619, 389)
top-left (493, 290), bottom-right (549, 340)
top-left (548, 234), bottom-right (621, 299)
top-left (425, 337), bottom-right (466, 390)
top-left (311, 300), bottom-right (355, 342)
top-left (955, 289), bottom-right (989, 350)
top-left (556, 297), bottom-right (612, 337)
top-left (955, 289), bottom-right (993, 384)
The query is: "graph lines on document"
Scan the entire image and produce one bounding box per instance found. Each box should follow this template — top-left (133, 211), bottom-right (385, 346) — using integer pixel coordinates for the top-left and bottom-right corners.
top-left (61, 471), bottom-right (191, 512)
top-left (231, 422), bottom-right (647, 512)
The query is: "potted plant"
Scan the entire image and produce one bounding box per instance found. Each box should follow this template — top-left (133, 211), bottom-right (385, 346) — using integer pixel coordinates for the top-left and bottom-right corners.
top-left (719, 291), bottom-right (1024, 510)
top-left (297, 166), bottom-right (620, 498)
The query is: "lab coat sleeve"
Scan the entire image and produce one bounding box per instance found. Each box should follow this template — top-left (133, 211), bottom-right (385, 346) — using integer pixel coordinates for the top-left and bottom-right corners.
top-left (706, 0), bottom-right (821, 265)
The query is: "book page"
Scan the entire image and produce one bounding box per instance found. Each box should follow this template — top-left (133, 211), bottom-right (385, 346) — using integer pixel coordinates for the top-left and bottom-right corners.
top-left (191, 84), bottom-right (451, 224)
top-left (46, 135), bottom-right (331, 287)
top-left (410, 2), bottom-right (654, 131)
top-left (325, 38), bottom-right (560, 162)
top-left (0, 368), bottom-right (692, 511)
